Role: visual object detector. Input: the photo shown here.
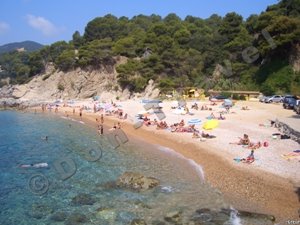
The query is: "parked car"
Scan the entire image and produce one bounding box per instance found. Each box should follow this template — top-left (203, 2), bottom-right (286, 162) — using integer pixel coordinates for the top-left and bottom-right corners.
top-left (294, 100), bottom-right (300, 114)
top-left (282, 96), bottom-right (298, 109)
top-left (264, 95), bottom-right (283, 103)
top-left (209, 95), bottom-right (227, 101)
top-left (259, 96), bottom-right (268, 102)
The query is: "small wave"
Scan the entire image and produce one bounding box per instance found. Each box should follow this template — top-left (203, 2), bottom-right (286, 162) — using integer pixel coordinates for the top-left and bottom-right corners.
top-left (61, 116), bottom-right (85, 124)
top-left (160, 186), bottom-right (175, 193)
top-left (156, 146), bottom-right (205, 182)
top-left (226, 208), bottom-right (242, 225)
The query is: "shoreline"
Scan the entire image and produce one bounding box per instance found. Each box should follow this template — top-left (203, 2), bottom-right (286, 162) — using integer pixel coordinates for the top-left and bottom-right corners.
top-left (101, 115), bottom-right (299, 222)
top-left (25, 104), bottom-right (300, 222)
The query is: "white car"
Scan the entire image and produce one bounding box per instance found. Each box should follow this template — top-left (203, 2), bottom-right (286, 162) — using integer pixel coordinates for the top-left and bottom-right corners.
top-left (264, 95), bottom-right (283, 103)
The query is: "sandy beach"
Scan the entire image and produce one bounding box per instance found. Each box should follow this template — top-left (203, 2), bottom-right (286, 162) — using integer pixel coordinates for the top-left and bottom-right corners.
top-left (34, 99), bottom-right (300, 223)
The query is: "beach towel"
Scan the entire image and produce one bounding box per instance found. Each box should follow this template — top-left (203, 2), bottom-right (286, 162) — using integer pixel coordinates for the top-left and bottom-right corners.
top-left (233, 157), bottom-right (255, 164)
top-left (281, 152), bottom-right (300, 161)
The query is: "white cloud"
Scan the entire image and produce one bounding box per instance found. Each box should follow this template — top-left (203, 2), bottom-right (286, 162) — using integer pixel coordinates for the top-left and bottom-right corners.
top-left (26, 14), bottom-right (61, 36)
top-left (0, 22), bottom-right (10, 34)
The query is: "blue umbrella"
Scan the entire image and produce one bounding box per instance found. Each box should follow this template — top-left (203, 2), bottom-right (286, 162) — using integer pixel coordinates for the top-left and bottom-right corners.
top-left (188, 118), bottom-right (202, 125)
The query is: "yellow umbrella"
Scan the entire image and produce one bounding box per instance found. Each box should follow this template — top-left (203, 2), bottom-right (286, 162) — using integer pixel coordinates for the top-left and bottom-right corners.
top-left (203, 119), bottom-right (219, 130)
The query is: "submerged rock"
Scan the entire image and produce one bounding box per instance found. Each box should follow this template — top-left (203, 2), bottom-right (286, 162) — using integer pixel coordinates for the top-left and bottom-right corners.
top-left (192, 208), bottom-right (229, 225)
top-left (133, 200), bottom-right (152, 209)
top-left (151, 221), bottom-right (166, 225)
top-left (192, 208), bottom-right (276, 225)
top-left (131, 218), bottom-right (148, 225)
top-left (71, 193), bottom-right (96, 206)
top-left (95, 207), bottom-right (117, 221)
top-left (65, 212), bottom-right (88, 225)
top-left (50, 211), bottom-right (68, 222)
top-left (237, 210), bottom-right (276, 222)
top-left (116, 172), bottom-right (159, 191)
top-left (164, 211), bottom-right (182, 224)
top-left (27, 203), bottom-right (54, 219)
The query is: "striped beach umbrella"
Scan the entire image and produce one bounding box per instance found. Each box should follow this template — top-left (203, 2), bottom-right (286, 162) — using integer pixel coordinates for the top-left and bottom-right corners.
top-left (188, 118), bottom-right (202, 125)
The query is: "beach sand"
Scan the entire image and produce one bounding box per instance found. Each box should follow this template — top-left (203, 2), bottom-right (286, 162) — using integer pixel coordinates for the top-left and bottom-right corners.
top-left (34, 99), bottom-right (300, 223)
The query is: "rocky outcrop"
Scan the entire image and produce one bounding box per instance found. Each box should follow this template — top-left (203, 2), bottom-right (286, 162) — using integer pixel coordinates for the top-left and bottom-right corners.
top-left (65, 212), bottom-right (88, 225)
top-left (71, 193), bottom-right (96, 206)
top-left (116, 172), bottom-right (159, 191)
top-left (0, 56), bottom-right (160, 103)
top-left (190, 208), bottom-right (275, 225)
top-left (275, 119), bottom-right (300, 144)
top-left (290, 43), bottom-right (300, 72)
top-left (130, 219), bottom-right (148, 225)
top-left (0, 85), bottom-right (14, 98)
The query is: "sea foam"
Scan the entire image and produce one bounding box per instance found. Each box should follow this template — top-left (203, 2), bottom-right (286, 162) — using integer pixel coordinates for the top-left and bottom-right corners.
top-left (157, 145), bottom-right (205, 182)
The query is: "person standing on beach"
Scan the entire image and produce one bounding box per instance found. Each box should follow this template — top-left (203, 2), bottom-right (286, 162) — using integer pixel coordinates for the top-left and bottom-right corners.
top-left (100, 114), bottom-right (104, 124)
top-left (79, 108), bottom-right (82, 119)
top-left (73, 108), bottom-right (75, 114)
top-left (98, 124), bottom-right (103, 135)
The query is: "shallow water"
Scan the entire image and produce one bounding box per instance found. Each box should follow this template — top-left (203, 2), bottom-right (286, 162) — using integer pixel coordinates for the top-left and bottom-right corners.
top-left (0, 111), bottom-right (271, 225)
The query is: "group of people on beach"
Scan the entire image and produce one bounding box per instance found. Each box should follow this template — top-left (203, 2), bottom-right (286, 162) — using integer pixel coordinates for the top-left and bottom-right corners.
top-left (230, 134), bottom-right (267, 164)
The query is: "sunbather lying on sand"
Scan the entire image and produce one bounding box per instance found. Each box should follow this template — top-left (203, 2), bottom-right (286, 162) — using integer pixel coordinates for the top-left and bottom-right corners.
top-left (234, 150), bottom-right (255, 164)
top-left (192, 132), bottom-right (200, 138)
top-left (241, 150), bottom-right (255, 163)
top-left (201, 131), bottom-right (216, 139)
top-left (241, 106), bottom-right (250, 110)
top-left (246, 141), bottom-right (262, 150)
top-left (191, 103), bottom-right (198, 110)
top-left (157, 121), bottom-right (168, 129)
top-left (230, 134), bottom-right (250, 145)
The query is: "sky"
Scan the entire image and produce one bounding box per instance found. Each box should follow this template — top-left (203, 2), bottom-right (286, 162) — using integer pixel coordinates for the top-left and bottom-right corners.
top-left (0, 0), bottom-right (279, 46)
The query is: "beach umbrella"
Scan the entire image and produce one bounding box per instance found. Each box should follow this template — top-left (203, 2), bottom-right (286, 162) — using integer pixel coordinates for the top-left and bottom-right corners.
top-left (137, 110), bottom-right (149, 116)
top-left (223, 99), bottom-right (233, 107)
top-left (172, 108), bottom-right (185, 115)
top-left (188, 118), bottom-right (202, 125)
top-left (203, 119), bottom-right (219, 130)
top-left (171, 101), bottom-right (178, 108)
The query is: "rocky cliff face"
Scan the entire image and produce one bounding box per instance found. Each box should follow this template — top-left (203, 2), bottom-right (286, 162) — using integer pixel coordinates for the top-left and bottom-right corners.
top-left (2, 56), bottom-right (160, 102)
top-left (290, 43), bottom-right (300, 73)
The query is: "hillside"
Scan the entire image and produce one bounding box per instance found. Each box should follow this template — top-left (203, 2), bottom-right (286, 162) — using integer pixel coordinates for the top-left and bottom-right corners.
top-left (0, 0), bottom-right (299, 97)
top-left (0, 41), bottom-right (43, 55)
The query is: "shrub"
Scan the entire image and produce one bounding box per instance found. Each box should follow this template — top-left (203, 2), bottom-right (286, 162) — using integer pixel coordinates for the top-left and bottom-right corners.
top-left (220, 92), bottom-right (231, 98)
top-left (42, 74), bottom-right (51, 81)
top-left (232, 93), bottom-right (239, 100)
top-left (57, 83), bottom-right (65, 91)
top-left (239, 95), bottom-right (246, 100)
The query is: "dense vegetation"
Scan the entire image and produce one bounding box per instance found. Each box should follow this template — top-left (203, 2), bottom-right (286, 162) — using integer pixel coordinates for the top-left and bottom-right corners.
top-left (0, 0), bottom-right (299, 95)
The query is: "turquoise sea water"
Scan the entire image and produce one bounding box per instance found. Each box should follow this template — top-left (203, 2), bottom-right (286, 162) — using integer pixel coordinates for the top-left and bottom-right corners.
top-left (0, 111), bottom-right (254, 225)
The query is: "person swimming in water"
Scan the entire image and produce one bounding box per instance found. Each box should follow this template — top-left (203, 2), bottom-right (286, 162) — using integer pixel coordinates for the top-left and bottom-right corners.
top-left (20, 163), bottom-right (49, 168)
top-left (41, 136), bottom-right (48, 141)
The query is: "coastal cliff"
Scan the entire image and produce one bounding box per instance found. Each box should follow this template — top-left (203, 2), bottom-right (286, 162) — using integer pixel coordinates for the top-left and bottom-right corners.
top-left (0, 56), bottom-right (160, 103)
